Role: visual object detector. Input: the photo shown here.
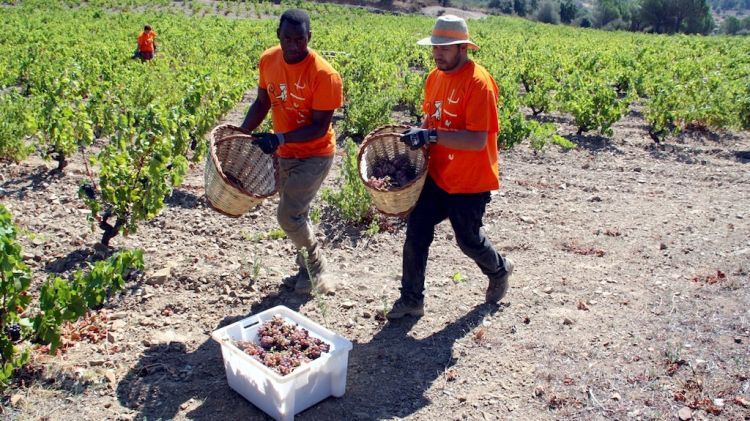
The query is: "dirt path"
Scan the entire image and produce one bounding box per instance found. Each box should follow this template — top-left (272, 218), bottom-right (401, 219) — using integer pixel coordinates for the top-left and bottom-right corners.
top-left (1, 102), bottom-right (749, 420)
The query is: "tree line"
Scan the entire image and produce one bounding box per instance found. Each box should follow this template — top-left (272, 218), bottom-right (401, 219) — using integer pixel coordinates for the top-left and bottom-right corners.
top-left (482, 0), bottom-right (747, 35)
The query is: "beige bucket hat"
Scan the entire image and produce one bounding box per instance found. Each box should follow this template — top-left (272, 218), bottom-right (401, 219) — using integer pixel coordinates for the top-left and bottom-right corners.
top-left (417, 15), bottom-right (479, 50)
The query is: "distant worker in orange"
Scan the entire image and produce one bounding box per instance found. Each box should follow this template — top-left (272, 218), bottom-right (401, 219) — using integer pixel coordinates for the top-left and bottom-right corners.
top-left (137, 25), bottom-right (157, 61)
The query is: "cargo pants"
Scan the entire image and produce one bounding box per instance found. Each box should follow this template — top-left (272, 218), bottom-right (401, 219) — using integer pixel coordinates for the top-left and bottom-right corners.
top-left (400, 176), bottom-right (510, 305)
top-left (277, 156), bottom-right (333, 274)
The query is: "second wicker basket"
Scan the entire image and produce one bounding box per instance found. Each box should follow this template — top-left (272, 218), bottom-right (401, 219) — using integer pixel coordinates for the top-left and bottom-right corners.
top-left (357, 125), bottom-right (428, 217)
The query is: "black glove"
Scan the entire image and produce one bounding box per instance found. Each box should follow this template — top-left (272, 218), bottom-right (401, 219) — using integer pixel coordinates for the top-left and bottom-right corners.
top-left (252, 132), bottom-right (283, 154)
top-left (400, 127), bottom-right (437, 150)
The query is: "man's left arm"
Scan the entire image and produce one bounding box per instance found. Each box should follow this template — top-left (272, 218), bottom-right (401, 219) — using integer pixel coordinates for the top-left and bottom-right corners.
top-left (404, 76), bottom-right (494, 151)
top-left (278, 109), bottom-right (335, 144)
top-left (433, 130), bottom-right (486, 151)
top-left (401, 126), bottom-right (487, 151)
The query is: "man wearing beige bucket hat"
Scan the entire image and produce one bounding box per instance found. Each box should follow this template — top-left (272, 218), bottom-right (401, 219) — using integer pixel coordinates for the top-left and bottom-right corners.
top-left (388, 15), bottom-right (514, 319)
top-left (238, 9), bottom-right (343, 295)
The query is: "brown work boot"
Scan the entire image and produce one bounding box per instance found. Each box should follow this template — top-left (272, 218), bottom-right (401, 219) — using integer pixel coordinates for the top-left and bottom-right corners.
top-left (485, 258), bottom-right (514, 303)
top-left (282, 269), bottom-right (312, 293)
top-left (296, 245), bottom-right (337, 295)
top-left (308, 256), bottom-right (338, 295)
top-left (386, 297), bottom-right (425, 320)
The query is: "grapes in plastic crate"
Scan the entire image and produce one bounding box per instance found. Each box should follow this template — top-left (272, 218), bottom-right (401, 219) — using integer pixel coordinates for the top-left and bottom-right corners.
top-left (211, 305), bottom-right (352, 421)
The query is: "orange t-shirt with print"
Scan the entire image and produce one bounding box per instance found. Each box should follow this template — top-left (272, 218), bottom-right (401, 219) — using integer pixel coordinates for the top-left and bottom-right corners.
top-left (422, 60), bottom-right (500, 194)
top-left (137, 31), bottom-right (156, 53)
top-left (258, 46), bottom-right (343, 159)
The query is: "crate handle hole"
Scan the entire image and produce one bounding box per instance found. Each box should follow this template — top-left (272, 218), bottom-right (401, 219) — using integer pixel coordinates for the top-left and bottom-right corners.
top-left (243, 321), bottom-right (259, 330)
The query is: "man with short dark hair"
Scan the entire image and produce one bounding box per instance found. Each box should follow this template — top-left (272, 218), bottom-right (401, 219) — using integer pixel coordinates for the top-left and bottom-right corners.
top-left (387, 15), bottom-right (513, 319)
top-left (136, 25), bottom-right (157, 61)
top-left (240, 8), bottom-right (343, 295)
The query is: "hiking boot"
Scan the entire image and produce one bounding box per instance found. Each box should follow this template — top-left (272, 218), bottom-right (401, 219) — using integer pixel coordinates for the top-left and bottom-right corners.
top-left (282, 269), bottom-right (304, 288)
top-left (290, 258), bottom-right (338, 294)
top-left (294, 275), bottom-right (313, 294)
top-left (311, 270), bottom-right (337, 295)
top-left (296, 249), bottom-right (337, 295)
top-left (281, 269), bottom-right (314, 294)
top-left (485, 257), bottom-right (514, 303)
top-left (386, 297), bottom-right (425, 320)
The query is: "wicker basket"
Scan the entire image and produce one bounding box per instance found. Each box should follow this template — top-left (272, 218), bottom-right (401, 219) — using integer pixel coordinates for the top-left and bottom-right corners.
top-left (358, 125), bottom-right (428, 217)
top-left (363, 124), bottom-right (410, 142)
top-left (204, 125), bottom-right (279, 217)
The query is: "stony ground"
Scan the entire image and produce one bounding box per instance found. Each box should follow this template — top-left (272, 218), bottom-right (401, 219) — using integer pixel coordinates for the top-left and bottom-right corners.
top-left (1, 99), bottom-right (749, 421)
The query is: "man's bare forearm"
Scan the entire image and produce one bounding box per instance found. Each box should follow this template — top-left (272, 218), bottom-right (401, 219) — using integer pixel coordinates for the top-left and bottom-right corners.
top-left (240, 100), bottom-right (270, 133)
top-left (279, 122), bottom-right (329, 144)
top-left (435, 129), bottom-right (487, 151)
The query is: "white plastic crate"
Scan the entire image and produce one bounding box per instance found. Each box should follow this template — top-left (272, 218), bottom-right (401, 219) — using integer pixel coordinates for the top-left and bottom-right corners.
top-left (211, 305), bottom-right (352, 421)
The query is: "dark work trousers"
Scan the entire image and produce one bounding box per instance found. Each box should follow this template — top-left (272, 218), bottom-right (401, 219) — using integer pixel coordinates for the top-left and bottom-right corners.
top-left (400, 176), bottom-right (509, 304)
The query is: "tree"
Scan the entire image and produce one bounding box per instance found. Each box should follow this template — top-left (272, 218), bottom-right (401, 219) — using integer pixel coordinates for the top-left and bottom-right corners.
top-left (514, 0), bottom-right (527, 16)
top-left (638, 0), bottom-right (714, 34)
top-left (537, 0), bottom-right (561, 22)
top-left (577, 13), bottom-right (594, 27)
top-left (560, 0), bottom-right (579, 23)
top-left (638, 0), bottom-right (670, 32)
top-left (489, 0), bottom-right (515, 14)
top-left (721, 16), bottom-right (742, 33)
top-left (676, 0), bottom-right (714, 33)
top-left (595, 0), bottom-right (631, 28)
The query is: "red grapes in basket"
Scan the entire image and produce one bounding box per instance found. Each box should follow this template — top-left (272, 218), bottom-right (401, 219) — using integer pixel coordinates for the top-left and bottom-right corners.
top-left (368, 154), bottom-right (417, 190)
top-left (233, 316), bottom-right (331, 376)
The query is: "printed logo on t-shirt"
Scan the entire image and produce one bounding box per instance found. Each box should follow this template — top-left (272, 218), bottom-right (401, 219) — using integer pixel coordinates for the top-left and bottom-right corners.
top-left (276, 83), bottom-right (288, 102)
top-left (267, 83), bottom-right (288, 102)
top-left (431, 100), bottom-right (442, 121)
top-left (294, 76), bottom-right (306, 90)
top-left (447, 89), bottom-right (460, 104)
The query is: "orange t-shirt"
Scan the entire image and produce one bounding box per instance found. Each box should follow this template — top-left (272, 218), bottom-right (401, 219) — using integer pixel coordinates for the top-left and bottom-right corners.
top-left (422, 60), bottom-right (500, 194)
top-left (258, 46), bottom-right (343, 159)
top-left (137, 31), bottom-right (156, 53)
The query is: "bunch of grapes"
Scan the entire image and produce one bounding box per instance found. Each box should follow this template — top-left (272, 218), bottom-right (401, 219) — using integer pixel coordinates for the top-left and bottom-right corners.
top-left (5, 324), bottom-right (21, 342)
top-left (233, 316), bottom-right (331, 376)
top-left (368, 154), bottom-right (417, 191)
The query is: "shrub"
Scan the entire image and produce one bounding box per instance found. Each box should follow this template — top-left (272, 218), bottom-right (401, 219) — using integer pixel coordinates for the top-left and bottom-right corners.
top-left (0, 93), bottom-right (37, 164)
top-left (0, 204), bottom-right (144, 388)
top-left (0, 205), bottom-right (32, 388)
top-left (321, 138), bottom-right (372, 224)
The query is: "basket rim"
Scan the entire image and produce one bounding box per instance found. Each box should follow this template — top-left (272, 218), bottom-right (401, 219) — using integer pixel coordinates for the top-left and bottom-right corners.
top-left (357, 131), bottom-right (428, 193)
top-left (362, 123), bottom-right (411, 143)
top-left (208, 126), bottom-right (280, 199)
top-left (375, 206), bottom-right (417, 218)
top-left (204, 196), bottom-right (243, 218)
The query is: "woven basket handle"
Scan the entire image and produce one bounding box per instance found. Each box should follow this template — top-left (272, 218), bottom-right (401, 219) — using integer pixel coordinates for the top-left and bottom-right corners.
top-left (214, 134), bottom-right (257, 147)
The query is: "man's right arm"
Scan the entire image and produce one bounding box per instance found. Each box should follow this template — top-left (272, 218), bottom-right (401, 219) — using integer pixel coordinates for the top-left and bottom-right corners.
top-left (240, 88), bottom-right (271, 133)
